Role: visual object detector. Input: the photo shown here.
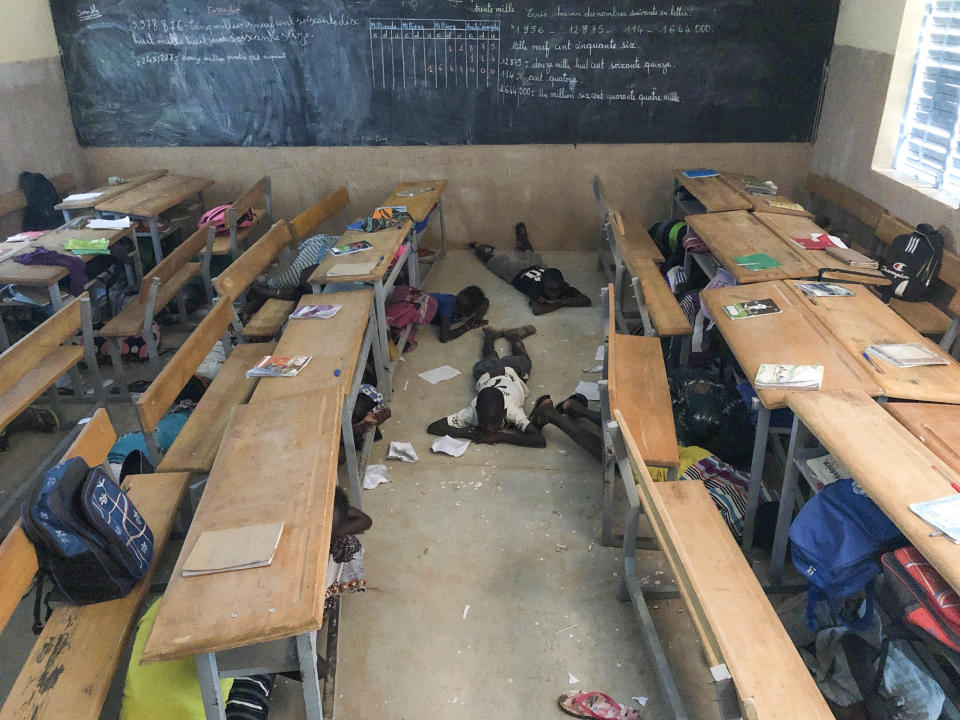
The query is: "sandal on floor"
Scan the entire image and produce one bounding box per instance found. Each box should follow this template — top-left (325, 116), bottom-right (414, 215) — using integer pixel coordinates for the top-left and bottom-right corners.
top-left (530, 394), bottom-right (553, 429)
top-left (557, 691), bottom-right (641, 719)
top-left (558, 393), bottom-right (588, 415)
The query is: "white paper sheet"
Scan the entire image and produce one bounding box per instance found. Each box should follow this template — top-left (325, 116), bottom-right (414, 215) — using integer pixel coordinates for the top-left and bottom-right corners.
top-left (87, 216), bottom-right (131, 229)
top-left (575, 381), bottom-right (600, 402)
top-left (362, 464), bottom-right (391, 489)
top-left (418, 365), bottom-right (462, 384)
top-left (387, 441), bottom-right (419, 463)
top-left (62, 192), bottom-right (103, 202)
top-left (431, 435), bottom-right (470, 457)
top-left (595, 345), bottom-right (605, 361)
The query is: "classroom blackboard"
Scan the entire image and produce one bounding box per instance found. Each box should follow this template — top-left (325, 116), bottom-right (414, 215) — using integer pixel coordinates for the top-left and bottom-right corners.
top-left (51, 1), bottom-right (839, 147)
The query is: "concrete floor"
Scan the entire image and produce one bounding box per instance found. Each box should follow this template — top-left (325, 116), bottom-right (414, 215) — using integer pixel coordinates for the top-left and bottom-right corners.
top-left (0, 249), bottom-right (722, 719)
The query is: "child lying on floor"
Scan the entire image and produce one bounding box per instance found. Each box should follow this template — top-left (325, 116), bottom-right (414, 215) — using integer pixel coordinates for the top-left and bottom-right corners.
top-left (427, 326), bottom-right (546, 447)
top-left (470, 223), bottom-right (591, 315)
top-left (430, 285), bottom-right (489, 342)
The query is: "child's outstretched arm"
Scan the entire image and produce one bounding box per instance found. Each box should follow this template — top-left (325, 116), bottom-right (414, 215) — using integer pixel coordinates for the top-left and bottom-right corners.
top-left (437, 312), bottom-right (487, 343)
top-left (427, 417), bottom-right (478, 439)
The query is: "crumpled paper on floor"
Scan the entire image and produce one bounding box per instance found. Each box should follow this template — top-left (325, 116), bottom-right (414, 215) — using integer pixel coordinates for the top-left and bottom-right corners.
top-left (431, 435), bottom-right (470, 457)
top-left (387, 442), bottom-right (418, 462)
top-left (363, 464), bottom-right (391, 489)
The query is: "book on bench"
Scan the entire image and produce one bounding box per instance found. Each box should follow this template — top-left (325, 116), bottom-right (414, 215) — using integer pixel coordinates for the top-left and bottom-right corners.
top-left (825, 246), bottom-right (879, 269)
top-left (866, 343), bottom-right (948, 368)
top-left (246, 355), bottom-right (312, 378)
top-left (182, 522), bottom-right (285, 576)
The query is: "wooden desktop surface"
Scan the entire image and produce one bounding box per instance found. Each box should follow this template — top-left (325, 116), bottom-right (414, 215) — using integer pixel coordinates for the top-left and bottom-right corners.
top-left (718, 172), bottom-right (812, 217)
top-left (782, 282), bottom-right (960, 404)
top-left (788, 389), bottom-right (960, 594)
top-left (687, 210), bottom-right (814, 283)
top-left (884, 402), bottom-right (960, 476)
top-left (673, 170), bottom-right (752, 212)
top-left (95, 174), bottom-right (213, 218)
top-left (249, 291), bottom-right (374, 404)
top-left (0, 224), bottom-right (132, 286)
top-left (307, 220), bottom-right (412, 285)
top-left (141, 388), bottom-right (342, 663)
top-left (54, 170), bottom-right (168, 211)
top-left (701, 280), bottom-right (882, 409)
top-left (752, 212), bottom-right (887, 284)
top-left (380, 179), bottom-right (448, 222)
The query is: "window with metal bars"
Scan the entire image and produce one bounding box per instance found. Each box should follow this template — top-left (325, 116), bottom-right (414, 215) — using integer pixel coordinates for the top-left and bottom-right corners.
top-left (894, 1), bottom-right (960, 200)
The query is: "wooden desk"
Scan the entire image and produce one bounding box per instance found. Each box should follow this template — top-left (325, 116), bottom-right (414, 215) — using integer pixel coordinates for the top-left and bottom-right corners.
top-left (701, 280), bottom-right (882, 550)
top-left (782, 282), bottom-right (960, 403)
top-left (753, 212), bottom-right (888, 285)
top-left (142, 389), bottom-right (342, 719)
top-left (773, 390), bottom-right (960, 594)
top-left (885, 402), bottom-right (960, 475)
top-left (54, 170), bottom-right (168, 219)
top-left (687, 210), bottom-right (815, 283)
top-left (718, 172), bottom-right (813, 217)
top-left (0, 222), bottom-right (135, 307)
top-left (95, 173), bottom-right (213, 263)
top-left (379, 179), bottom-right (448, 286)
top-left (673, 169), bottom-right (753, 214)
top-left (307, 219), bottom-right (413, 397)
top-left (250, 291), bottom-right (376, 506)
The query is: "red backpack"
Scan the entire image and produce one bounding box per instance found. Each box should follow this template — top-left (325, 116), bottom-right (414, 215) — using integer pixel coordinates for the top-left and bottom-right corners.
top-left (198, 205), bottom-right (256, 236)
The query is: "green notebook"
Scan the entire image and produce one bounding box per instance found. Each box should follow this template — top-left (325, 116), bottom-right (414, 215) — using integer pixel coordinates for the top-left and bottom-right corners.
top-left (733, 253), bottom-right (780, 271)
top-left (64, 237), bottom-right (110, 255)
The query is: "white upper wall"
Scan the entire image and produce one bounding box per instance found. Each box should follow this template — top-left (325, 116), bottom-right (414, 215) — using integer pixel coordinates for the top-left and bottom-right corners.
top-left (834, 0), bottom-right (906, 54)
top-left (0, 0), bottom-right (59, 64)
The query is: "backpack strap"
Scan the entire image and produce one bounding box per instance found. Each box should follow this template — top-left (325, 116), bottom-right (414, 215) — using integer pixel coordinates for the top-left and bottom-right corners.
top-left (30, 572), bottom-right (54, 635)
top-left (807, 579), bottom-right (876, 632)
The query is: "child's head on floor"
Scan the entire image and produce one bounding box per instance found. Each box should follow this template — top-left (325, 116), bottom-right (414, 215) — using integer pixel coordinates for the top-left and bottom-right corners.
top-left (476, 385), bottom-right (506, 434)
top-left (455, 285), bottom-right (486, 316)
top-left (540, 268), bottom-right (565, 300)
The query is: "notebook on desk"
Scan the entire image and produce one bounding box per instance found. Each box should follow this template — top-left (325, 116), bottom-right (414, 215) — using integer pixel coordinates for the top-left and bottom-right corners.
top-left (182, 521), bottom-right (285, 576)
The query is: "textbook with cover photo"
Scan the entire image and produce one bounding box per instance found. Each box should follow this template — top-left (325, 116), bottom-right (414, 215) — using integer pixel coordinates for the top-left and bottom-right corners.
top-left (722, 298), bottom-right (781, 320)
top-left (246, 355), bottom-right (312, 378)
top-left (329, 240), bottom-right (373, 256)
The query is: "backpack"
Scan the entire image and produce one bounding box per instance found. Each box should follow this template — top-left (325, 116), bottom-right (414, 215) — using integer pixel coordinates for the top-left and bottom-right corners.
top-left (882, 546), bottom-right (960, 652)
top-left (198, 204), bottom-right (256, 236)
top-left (790, 478), bottom-right (905, 631)
top-left (21, 457), bottom-right (154, 631)
top-left (18, 171), bottom-right (62, 231)
top-left (879, 223), bottom-right (944, 301)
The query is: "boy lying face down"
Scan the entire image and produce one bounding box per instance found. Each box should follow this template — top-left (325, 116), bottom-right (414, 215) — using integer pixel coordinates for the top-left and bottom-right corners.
top-left (431, 285), bottom-right (489, 342)
top-left (426, 326), bottom-right (546, 447)
top-left (469, 222), bottom-right (591, 316)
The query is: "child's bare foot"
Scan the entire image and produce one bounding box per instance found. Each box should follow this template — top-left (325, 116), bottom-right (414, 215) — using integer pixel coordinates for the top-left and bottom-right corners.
top-left (504, 325), bottom-right (537, 341)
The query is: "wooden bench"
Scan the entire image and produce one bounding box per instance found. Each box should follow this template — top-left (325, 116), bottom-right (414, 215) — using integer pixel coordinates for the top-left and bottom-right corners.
top-left (0, 408), bottom-right (190, 719)
top-left (289, 186), bottom-right (350, 244)
top-left (804, 171), bottom-right (886, 232)
top-left (98, 222), bottom-right (215, 376)
top-left (214, 220), bottom-right (299, 341)
top-left (872, 213), bottom-right (960, 351)
top-left (599, 284), bottom-right (678, 546)
top-left (611, 407), bottom-right (834, 720)
top-left (136, 295), bottom-right (275, 472)
top-left (0, 292), bottom-right (104, 430)
top-left (0, 173), bottom-right (76, 227)
top-left (591, 177), bottom-right (692, 341)
top-left (208, 176), bottom-right (272, 259)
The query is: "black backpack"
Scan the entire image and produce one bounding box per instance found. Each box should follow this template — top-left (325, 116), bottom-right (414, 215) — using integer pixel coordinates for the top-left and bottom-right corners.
top-left (18, 171), bottom-right (63, 232)
top-left (21, 457), bottom-right (154, 631)
top-left (879, 223), bottom-right (944, 302)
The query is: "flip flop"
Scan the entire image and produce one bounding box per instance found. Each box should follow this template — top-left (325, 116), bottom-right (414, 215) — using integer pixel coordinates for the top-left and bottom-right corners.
top-left (558, 393), bottom-right (588, 415)
top-left (530, 394), bottom-right (553, 429)
top-left (557, 691), bottom-right (641, 720)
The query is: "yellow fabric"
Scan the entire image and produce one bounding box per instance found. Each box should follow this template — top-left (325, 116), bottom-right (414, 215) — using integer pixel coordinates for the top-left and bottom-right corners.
top-left (646, 445), bottom-right (712, 483)
top-left (120, 597), bottom-right (233, 720)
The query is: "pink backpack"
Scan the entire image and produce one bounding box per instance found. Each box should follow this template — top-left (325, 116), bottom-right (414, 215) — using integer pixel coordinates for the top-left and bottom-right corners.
top-left (198, 205), bottom-right (256, 236)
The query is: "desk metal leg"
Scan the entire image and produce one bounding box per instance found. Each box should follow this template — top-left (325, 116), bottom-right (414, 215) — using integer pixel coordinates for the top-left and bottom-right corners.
top-left (437, 198), bottom-right (448, 251)
top-left (296, 631), bottom-right (324, 720)
top-left (48, 283), bottom-right (64, 310)
top-left (407, 229), bottom-right (420, 288)
top-left (741, 405), bottom-right (770, 552)
top-left (0, 314), bottom-right (9, 352)
top-left (341, 401), bottom-right (362, 509)
top-left (196, 653), bottom-right (227, 720)
top-left (769, 416), bottom-right (809, 584)
top-left (600, 380), bottom-right (616, 547)
top-left (148, 217), bottom-right (163, 263)
top-left (373, 280), bottom-right (391, 397)
top-left (367, 303), bottom-right (386, 395)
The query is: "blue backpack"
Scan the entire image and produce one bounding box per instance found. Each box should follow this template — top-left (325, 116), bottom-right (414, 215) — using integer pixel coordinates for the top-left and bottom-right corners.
top-left (790, 478), bottom-right (905, 631)
top-left (21, 457), bottom-right (154, 631)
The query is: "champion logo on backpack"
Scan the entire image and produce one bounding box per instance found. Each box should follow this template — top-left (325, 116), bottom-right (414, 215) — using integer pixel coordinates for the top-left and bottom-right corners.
top-left (892, 261), bottom-right (907, 273)
top-left (879, 223), bottom-right (945, 302)
top-left (21, 457), bottom-right (154, 632)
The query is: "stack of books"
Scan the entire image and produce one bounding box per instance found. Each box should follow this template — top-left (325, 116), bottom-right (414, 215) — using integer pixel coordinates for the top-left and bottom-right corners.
top-left (865, 343), bottom-right (948, 368)
top-left (825, 246), bottom-right (878, 269)
top-left (246, 355), bottom-right (312, 378)
top-left (744, 179), bottom-right (778, 195)
top-left (754, 364), bottom-right (824, 390)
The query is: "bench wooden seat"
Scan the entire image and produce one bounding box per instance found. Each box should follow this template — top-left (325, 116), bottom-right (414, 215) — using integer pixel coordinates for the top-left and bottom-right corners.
top-left (0, 409), bottom-right (190, 720)
top-left (0, 293), bottom-right (103, 428)
top-left (289, 186), bottom-right (349, 243)
top-left (629, 258), bottom-right (693, 337)
top-left (804, 172), bottom-right (886, 229)
top-left (209, 176), bottom-right (272, 259)
top-left (242, 298), bottom-right (296, 340)
top-left (98, 222), bottom-right (215, 375)
top-left (614, 408), bottom-right (834, 719)
top-left (135, 295), bottom-right (273, 471)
